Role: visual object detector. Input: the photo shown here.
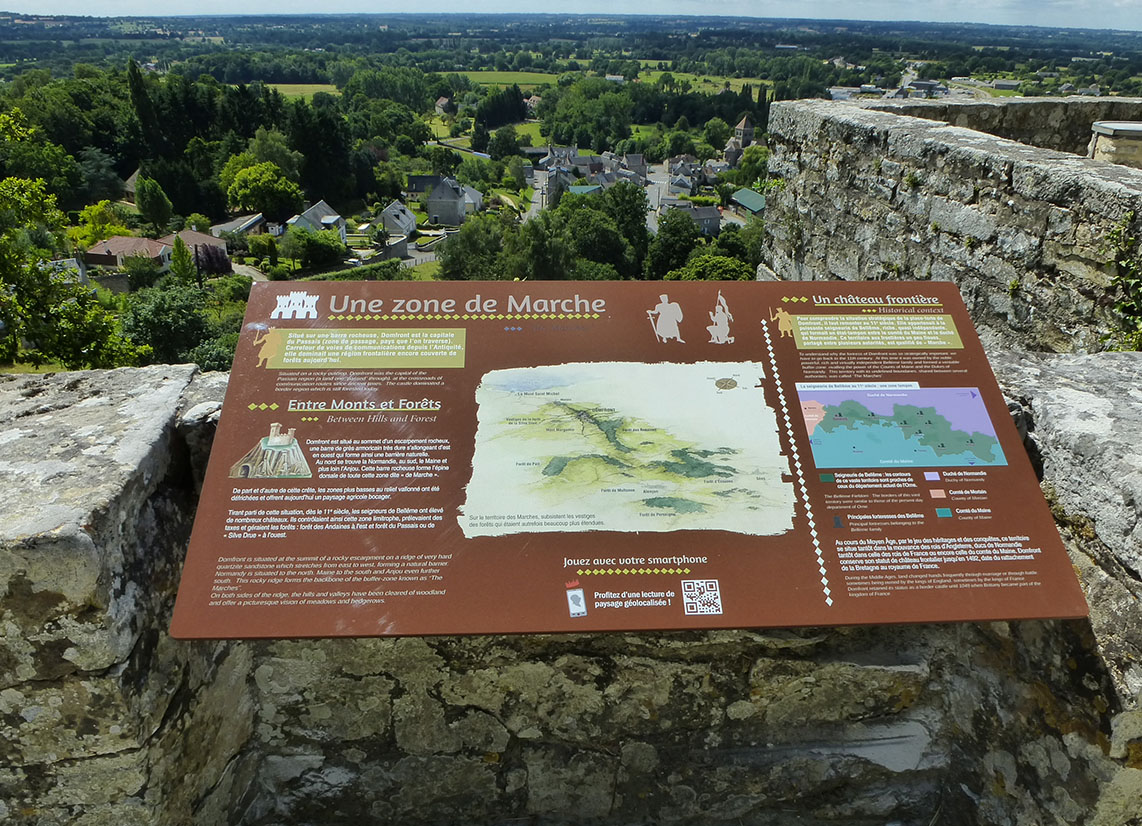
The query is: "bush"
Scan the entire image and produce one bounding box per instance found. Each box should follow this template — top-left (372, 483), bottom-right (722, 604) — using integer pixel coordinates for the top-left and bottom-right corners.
top-left (123, 255), bottom-right (162, 291)
top-left (304, 258), bottom-right (411, 281)
top-left (268, 264), bottom-right (291, 281)
top-left (185, 333), bottom-right (239, 372)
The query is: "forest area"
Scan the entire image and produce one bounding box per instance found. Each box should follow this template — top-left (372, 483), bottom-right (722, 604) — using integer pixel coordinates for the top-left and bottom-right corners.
top-left (3, 12), bottom-right (1142, 372)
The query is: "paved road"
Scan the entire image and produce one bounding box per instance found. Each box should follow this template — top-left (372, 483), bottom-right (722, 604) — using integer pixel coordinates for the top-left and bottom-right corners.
top-left (645, 164), bottom-right (670, 232)
top-left (231, 262), bottom-right (267, 282)
top-left (524, 169), bottom-right (547, 222)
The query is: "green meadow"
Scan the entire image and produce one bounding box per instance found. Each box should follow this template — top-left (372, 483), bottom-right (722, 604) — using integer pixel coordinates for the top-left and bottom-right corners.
top-left (461, 71), bottom-right (558, 90)
top-left (267, 83), bottom-right (341, 100)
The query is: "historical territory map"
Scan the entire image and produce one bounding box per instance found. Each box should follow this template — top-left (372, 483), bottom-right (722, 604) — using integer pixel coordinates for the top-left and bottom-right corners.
top-left (171, 281), bottom-right (1088, 639)
top-left (799, 385), bottom-right (1006, 469)
top-left (460, 362), bottom-right (795, 537)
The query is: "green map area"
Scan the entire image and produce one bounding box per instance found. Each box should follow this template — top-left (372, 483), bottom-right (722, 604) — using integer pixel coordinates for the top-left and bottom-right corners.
top-left (459, 362), bottom-right (795, 537)
top-left (817, 401), bottom-right (1000, 464)
top-left (531, 401), bottom-right (742, 515)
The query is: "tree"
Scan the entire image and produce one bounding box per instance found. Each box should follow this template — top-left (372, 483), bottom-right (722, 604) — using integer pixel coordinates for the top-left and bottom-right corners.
top-left (226, 162), bottom-right (304, 222)
top-left (282, 226), bottom-right (347, 270)
top-left (0, 109), bottom-right (142, 368)
top-left (488, 125), bottom-right (520, 161)
top-left (505, 156), bottom-right (528, 191)
top-left (644, 208), bottom-right (704, 280)
top-left (67, 200), bottom-right (131, 250)
top-left (170, 236), bottom-right (196, 283)
top-left (703, 117), bottom-right (731, 149)
top-left (124, 254), bottom-right (162, 291)
top-left (135, 175), bottom-right (173, 234)
top-left (75, 147), bottom-right (123, 205)
top-left (248, 127), bottom-right (303, 182)
top-left (664, 251), bottom-right (754, 281)
top-left (503, 210), bottom-right (573, 281)
top-left (739, 215), bottom-right (766, 269)
top-left (248, 234), bottom-right (279, 266)
top-left (195, 243), bottom-right (233, 276)
top-left (437, 213), bottom-right (506, 281)
top-left (426, 145), bottom-right (461, 177)
top-left (127, 58), bottom-right (164, 156)
top-left (736, 144), bottom-right (770, 188)
top-left (122, 285), bottom-right (211, 363)
top-left (220, 151), bottom-right (257, 193)
top-left (563, 206), bottom-right (633, 276)
top-left (471, 121), bottom-right (490, 153)
top-left (603, 181), bottom-right (649, 273)
top-left (184, 212), bottom-right (213, 233)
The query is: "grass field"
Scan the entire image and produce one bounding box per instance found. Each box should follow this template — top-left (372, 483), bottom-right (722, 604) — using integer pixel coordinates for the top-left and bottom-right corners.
top-left (427, 116), bottom-right (452, 139)
top-left (268, 83), bottom-right (341, 100)
top-left (637, 68), bottom-right (768, 96)
top-left (0, 361), bottom-right (64, 374)
top-left (512, 121), bottom-right (544, 144)
top-left (406, 260), bottom-right (440, 280)
top-left (462, 71), bottom-right (558, 90)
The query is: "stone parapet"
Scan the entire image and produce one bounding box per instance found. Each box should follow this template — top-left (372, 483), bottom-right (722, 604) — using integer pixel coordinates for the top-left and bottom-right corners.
top-left (0, 364), bottom-right (1139, 824)
top-left (863, 97), bottom-right (1142, 156)
top-left (763, 99), bottom-right (1142, 352)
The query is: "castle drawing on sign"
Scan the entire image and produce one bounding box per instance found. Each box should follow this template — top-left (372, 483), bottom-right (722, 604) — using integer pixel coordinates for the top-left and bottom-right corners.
top-left (229, 423), bottom-right (312, 478)
top-left (270, 291), bottom-right (319, 320)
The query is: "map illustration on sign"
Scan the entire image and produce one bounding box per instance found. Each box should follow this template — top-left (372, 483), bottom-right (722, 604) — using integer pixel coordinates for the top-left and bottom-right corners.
top-left (798, 385), bottom-right (1006, 469)
top-left (459, 362), bottom-right (795, 537)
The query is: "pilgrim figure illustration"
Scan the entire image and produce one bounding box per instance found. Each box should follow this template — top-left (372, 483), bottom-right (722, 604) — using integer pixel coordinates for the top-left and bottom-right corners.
top-left (648, 294), bottom-right (685, 343)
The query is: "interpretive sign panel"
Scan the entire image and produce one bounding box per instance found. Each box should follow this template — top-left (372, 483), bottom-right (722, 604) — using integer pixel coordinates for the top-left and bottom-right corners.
top-left (170, 280), bottom-right (1087, 638)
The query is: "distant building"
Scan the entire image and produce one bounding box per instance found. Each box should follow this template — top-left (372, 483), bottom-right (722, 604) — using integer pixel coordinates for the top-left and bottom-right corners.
top-left (622, 153), bottom-right (647, 179)
top-left (159, 229), bottom-right (227, 252)
top-left (426, 177), bottom-right (483, 226)
top-left (668, 204), bottom-right (722, 236)
top-left (211, 213), bottom-right (266, 238)
top-left (84, 236), bottom-right (171, 272)
top-left (287, 200), bottom-right (347, 243)
top-left (992, 79), bottom-right (1022, 91)
top-left (668, 175), bottom-right (695, 196)
top-left (45, 257), bottom-right (87, 284)
top-left (406, 174), bottom-right (443, 195)
top-left (702, 160), bottom-right (731, 185)
top-left (158, 229), bottom-right (230, 269)
top-left (724, 136), bottom-right (744, 167)
top-left (731, 188), bottom-right (766, 215)
top-left (539, 145), bottom-right (578, 170)
top-left (379, 200), bottom-right (417, 236)
top-left (734, 116), bottom-right (755, 148)
top-left (123, 169), bottom-right (140, 203)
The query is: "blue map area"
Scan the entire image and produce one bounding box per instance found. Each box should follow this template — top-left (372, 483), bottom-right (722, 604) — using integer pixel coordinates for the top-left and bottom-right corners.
top-left (800, 388), bottom-right (1007, 470)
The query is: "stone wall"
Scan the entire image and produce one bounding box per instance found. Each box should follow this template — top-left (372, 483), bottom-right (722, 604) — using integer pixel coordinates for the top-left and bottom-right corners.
top-left (1, 364), bottom-right (1140, 824)
top-left (864, 97), bottom-right (1142, 156)
top-left (762, 99), bottom-right (1142, 353)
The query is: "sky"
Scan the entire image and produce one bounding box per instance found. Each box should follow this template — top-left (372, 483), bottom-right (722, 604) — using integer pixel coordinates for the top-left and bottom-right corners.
top-left (10, 0), bottom-right (1142, 32)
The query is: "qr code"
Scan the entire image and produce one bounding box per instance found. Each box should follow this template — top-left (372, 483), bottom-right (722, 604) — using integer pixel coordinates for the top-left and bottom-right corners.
top-left (682, 579), bottom-right (723, 615)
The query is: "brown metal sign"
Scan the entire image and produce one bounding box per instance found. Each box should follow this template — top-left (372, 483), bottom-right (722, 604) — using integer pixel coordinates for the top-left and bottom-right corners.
top-left (170, 280), bottom-right (1087, 638)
